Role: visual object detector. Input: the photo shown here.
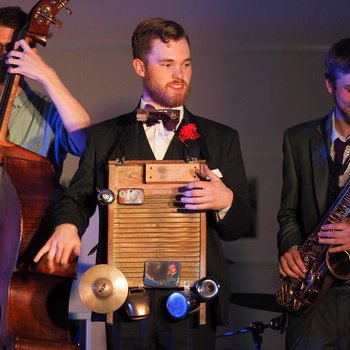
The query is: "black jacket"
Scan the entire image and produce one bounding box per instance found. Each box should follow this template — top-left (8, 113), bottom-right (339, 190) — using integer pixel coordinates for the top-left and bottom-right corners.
top-left (52, 107), bottom-right (252, 326)
top-left (277, 113), bottom-right (332, 257)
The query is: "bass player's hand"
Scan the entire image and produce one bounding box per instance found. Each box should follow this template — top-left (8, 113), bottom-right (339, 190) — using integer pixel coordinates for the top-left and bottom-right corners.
top-left (33, 223), bottom-right (81, 272)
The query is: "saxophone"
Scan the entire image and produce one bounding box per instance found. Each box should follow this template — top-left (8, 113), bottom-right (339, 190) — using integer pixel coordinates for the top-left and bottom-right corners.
top-left (277, 181), bottom-right (350, 313)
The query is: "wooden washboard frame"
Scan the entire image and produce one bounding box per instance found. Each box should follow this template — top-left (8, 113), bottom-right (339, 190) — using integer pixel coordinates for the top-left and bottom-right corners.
top-left (106, 159), bottom-right (207, 323)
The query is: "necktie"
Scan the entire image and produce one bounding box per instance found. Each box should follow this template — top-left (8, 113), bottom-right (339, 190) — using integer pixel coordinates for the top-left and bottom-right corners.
top-left (334, 138), bottom-right (350, 164)
top-left (327, 138), bottom-right (350, 206)
top-left (136, 104), bottom-right (180, 131)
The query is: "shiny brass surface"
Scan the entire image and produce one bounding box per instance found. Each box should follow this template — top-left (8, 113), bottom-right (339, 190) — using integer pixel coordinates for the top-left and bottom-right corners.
top-left (79, 264), bottom-right (128, 313)
top-left (277, 183), bottom-right (350, 313)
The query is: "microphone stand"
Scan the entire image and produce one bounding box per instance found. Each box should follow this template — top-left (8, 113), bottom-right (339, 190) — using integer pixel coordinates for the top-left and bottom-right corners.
top-left (216, 313), bottom-right (287, 350)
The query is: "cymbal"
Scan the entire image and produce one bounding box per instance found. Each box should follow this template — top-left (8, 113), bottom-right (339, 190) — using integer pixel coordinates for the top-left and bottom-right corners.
top-left (230, 293), bottom-right (285, 313)
top-left (79, 264), bottom-right (128, 314)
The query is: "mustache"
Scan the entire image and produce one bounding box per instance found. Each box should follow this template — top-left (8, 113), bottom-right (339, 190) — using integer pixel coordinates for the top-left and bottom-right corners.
top-left (167, 79), bottom-right (187, 86)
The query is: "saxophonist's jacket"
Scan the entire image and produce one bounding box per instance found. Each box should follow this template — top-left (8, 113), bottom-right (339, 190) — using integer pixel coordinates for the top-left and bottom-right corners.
top-left (278, 112), bottom-right (333, 257)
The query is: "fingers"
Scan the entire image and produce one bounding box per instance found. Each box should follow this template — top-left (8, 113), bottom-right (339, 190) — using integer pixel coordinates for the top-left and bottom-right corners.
top-left (61, 240), bottom-right (81, 266)
top-left (182, 180), bottom-right (233, 211)
top-left (180, 184), bottom-right (214, 210)
top-left (33, 239), bottom-right (52, 263)
top-left (7, 40), bottom-right (31, 63)
top-left (33, 237), bottom-right (56, 272)
top-left (279, 249), bottom-right (307, 279)
top-left (13, 39), bottom-right (32, 52)
top-left (202, 164), bottom-right (219, 181)
top-left (318, 223), bottom-right (350, 250)
top-left (6, 40), bottom-right (44, 80)
top-left (319, 222), bottom-right (350, 237)
top-left (33, 224), bottom-right (81, 269)
top-left (328, 245), bottom-right (349, 253)
top-left (189, 165), bottom-right (219, 188)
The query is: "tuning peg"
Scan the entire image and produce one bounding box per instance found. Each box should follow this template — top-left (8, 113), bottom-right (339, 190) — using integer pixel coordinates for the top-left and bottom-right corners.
top-left (57, 0), bottom-right (72, 15)
top-left (36, 10), bottom-right (62, 29)
top-left (53, 18), bottom-right (62, 28)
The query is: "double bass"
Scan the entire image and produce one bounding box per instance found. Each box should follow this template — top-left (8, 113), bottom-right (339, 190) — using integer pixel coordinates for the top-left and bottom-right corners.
top-left (0, 1), bottom-right (78, 349)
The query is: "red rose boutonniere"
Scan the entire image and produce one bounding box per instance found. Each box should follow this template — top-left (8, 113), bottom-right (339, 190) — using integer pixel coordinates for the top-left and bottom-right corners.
top-left (178, 123), bottom-right (200, 143)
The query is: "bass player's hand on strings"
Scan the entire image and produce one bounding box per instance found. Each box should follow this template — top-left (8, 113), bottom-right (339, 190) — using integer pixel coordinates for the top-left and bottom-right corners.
top-left (33, 224), bottom-right (81, 273)
top-left (6, 39), bottom-right (91, 153)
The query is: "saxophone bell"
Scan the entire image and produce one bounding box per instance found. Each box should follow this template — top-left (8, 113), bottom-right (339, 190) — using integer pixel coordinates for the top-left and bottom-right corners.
top-left (326, 249), bottom-right (350, 279)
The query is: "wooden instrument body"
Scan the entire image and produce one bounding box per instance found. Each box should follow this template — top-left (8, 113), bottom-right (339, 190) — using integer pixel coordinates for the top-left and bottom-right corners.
top-left (0, 148), bottom-right (78, 349)
top-left (107, 160), bottom-right (207, 323)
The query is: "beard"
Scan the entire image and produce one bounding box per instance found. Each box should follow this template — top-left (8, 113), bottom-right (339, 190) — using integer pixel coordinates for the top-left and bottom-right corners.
top-left (143, 74), bottom-right (191, 108)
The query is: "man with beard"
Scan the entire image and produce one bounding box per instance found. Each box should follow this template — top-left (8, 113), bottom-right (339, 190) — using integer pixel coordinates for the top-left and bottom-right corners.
top-left (0, 6), bottom-right (91, 178)
top-left (34, 18), bottom-right (252, 349)
top-left (278, 37), bottom-right (350, 349)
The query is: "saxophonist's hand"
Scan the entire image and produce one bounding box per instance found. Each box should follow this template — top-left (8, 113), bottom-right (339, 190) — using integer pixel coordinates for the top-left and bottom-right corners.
top-left (279, 246), bottom-right (307, 279)
top-left (318, 222), bottom-right (350, 253)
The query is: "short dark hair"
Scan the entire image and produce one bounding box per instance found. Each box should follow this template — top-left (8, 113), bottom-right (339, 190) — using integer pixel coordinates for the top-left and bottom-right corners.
top-left (0, 6), bottom-right (27, 31)
top-left (131, 18), bottom-right (190, 61)
top-left (325, 38), bottom-right (350, 86)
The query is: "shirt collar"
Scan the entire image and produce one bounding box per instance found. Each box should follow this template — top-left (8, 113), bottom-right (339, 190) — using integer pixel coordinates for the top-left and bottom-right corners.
top-left (331, 110), bottom-right (350, 143)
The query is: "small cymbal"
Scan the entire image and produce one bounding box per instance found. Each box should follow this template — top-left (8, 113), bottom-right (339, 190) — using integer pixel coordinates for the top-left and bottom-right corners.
top-left (230, 293), bottom-right (285, 313)
top-left (79, 264), bottom-right (128, 314)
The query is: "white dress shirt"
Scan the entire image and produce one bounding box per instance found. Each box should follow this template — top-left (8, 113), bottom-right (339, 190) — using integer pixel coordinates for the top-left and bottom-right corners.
top-left (331, 112), bottom-right (350, 188)
top-left (140, 98), bottom-right (183, 160)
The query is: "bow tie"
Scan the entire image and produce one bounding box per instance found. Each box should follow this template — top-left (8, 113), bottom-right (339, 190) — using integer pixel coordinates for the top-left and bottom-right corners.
top-left (136, 104), bottom-right (180, 131)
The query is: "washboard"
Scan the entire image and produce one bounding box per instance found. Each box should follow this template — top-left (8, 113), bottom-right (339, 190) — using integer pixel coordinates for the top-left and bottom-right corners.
top-left (107, 160), bottom-right (207, 323)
